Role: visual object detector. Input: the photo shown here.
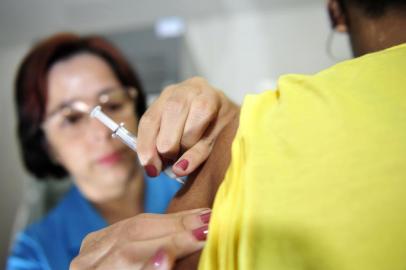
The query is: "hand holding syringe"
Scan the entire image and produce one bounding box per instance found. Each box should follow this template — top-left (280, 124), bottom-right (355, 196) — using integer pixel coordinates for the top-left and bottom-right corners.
top-left (90, 106), bottom-right (185, 184)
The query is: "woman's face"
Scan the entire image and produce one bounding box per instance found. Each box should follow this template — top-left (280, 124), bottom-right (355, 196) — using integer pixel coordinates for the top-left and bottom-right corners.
top-left (44, 53), bottom-right (139, 202)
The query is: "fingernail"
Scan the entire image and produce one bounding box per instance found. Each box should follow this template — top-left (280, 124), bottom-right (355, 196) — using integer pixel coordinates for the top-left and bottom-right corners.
top-left (175, 159), bottom-right (189, 171)
top-left (151, 248), bottom-right (165, 267)
top-left (199, 211), bottom-right (211, 224)
top-left (145, 165), bottom-right (158, 177)
top-left (192, 225), bottom-right (209, 241)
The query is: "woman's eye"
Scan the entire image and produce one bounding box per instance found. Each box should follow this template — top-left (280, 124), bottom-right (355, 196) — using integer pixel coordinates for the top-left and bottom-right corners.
top-left (104, 102), bottom-right (124, 112)
top-left (63, 113), bottom-right (84, 126)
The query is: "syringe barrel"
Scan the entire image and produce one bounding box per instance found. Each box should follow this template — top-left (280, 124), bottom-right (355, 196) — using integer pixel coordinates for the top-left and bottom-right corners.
top-left (114, 125), bottom-right (137, 152)
top-left (90, 106), bottom-right (118, 131)
top-left (90, 106), bottom-right (186, 184)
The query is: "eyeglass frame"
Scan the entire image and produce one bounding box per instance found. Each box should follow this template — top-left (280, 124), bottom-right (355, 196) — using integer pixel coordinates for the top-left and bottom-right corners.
top-left (41, 86), bottom-right (138, 138)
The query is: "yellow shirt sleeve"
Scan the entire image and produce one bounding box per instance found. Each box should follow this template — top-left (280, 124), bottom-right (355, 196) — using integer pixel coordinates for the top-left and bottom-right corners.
top-left (199, 43), bottom-right (406, 270)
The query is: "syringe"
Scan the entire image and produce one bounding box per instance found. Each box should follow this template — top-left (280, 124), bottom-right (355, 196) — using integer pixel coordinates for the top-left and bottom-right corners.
top-left (90, 106), bottom-right (185, 184)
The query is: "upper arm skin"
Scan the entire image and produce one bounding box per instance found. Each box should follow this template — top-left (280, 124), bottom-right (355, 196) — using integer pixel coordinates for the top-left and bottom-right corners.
top-left (166, 113), bottom-right (239, 270)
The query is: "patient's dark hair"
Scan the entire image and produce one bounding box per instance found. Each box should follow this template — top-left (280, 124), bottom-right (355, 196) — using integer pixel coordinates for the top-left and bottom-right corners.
top-left (15, 33), bottom-right (146, 180)
top-left (341, 0), bottom-right (406, 17)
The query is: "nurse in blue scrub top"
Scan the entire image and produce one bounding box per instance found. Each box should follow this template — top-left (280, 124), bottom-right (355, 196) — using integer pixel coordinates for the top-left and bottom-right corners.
top-left (7, 33), bottom-right (182, 270)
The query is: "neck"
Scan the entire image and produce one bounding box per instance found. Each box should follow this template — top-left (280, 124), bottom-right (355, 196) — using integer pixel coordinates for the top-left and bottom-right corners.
top-left (94, 169), bottom-right (145, 224)
top-left (347, 8), bottom-right (406, 56)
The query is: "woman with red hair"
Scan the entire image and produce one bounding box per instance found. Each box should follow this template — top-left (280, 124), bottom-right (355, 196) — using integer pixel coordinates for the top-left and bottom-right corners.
top-left (6, 33), bottom-right (219, 269)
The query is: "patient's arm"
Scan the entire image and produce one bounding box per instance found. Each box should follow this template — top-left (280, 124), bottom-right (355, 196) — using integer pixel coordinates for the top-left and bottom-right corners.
top-left (166, 113), bottom-right (239, 269)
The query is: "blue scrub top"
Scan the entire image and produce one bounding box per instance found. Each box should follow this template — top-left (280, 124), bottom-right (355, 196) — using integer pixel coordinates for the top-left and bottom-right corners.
top-left (7, 174), bottom-right (181, 270)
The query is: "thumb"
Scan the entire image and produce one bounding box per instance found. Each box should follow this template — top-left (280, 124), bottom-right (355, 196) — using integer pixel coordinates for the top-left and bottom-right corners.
top-left (141, 248), bottom-right (175, 270)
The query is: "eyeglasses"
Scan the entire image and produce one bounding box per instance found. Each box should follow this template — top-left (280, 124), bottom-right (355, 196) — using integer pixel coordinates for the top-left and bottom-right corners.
top-left (42, 86), bottom-right (137, 139)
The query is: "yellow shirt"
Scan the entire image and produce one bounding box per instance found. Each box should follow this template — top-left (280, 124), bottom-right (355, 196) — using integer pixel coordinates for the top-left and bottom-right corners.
top-left (199, 44), bottom-right (406, 270)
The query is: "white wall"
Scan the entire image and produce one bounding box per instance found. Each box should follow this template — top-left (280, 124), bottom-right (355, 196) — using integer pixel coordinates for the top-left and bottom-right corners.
top-left (0, 0), bottom-right (351, 266)
top-left (185, 2), bottom-right (351, 103)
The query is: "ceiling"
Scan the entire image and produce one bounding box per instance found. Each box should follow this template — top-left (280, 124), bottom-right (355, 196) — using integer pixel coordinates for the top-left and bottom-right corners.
top-left (0, 0), bottom-right (320, 48)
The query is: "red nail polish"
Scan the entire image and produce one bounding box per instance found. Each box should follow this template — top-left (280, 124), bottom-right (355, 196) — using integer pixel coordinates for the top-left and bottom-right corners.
top-left (200, 211), bottom-right (211, 224)
top-left (175, 159), bottom-right (189, 171)
top-left (151, 248), bottom-right (165, 267)
top-left (192, 225), bottom-right (208, 241)
top-left (144, 165), bottom-right (158, 177)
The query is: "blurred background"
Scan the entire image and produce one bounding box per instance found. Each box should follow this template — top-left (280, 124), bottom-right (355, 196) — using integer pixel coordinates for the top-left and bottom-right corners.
top-left (0, 0), bottom-right (351, 266)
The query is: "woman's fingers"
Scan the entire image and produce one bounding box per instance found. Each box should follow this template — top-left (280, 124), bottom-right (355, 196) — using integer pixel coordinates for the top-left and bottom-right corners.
top-left (137, 82), bottom-right (196, 176)
top-left (74, 229), bottom-right (205, 270)
top-left (137, 99), bottom-right (164, 176)
top-left (123, 209), bottom-right (211, 241)
top-left (122, 227), bottom-right (207, 262)
top-left (172, 137), bottom-right (214, 176)
top-left (137, 77), bottom-right (239, 178)
top-left (70, 209), bottom-right (210, 270)
top-left (107, 209), bottom-right (209, 240)
top-left (76, 209), bottom-right (210, 259)
top-left (173, 102), bottom-right (239, 177)
top-left (180, 92), bottom-right (220, 150)
top-left (156, 86), bottom-right (193, 160)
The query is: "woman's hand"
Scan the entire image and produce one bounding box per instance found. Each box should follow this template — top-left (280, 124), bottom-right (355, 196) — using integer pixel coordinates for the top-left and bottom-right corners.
top-left (137, 77), bottom-right (239, 177)
top-left (70, 209), bottom-right (211, 270)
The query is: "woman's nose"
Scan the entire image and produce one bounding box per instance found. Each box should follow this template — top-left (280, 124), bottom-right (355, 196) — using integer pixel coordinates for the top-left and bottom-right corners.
top-left (85, 117), bottom-right (112, 143)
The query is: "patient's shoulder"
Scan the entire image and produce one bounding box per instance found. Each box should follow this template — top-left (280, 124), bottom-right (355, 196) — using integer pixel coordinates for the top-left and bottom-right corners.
top-left (167, 113), bottom-right (239, 270)
top-left (168, 113), bottom-right (239, 212)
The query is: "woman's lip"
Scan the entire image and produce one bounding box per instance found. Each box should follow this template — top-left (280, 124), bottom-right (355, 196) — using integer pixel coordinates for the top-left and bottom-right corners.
top-left (97, 151), bottom-right (123, 166)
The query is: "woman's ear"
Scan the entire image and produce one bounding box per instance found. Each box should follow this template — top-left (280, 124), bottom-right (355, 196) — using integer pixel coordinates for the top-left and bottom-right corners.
top-left (328, 0), bottom-right (348, 33)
